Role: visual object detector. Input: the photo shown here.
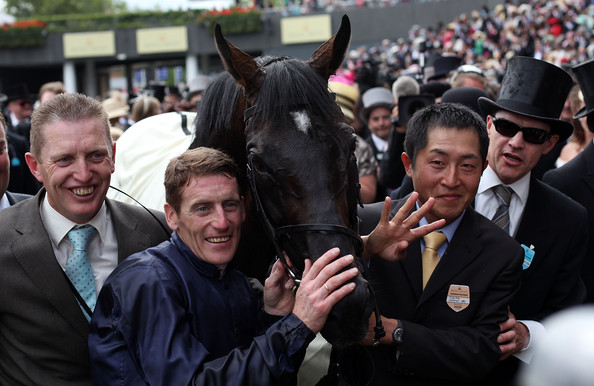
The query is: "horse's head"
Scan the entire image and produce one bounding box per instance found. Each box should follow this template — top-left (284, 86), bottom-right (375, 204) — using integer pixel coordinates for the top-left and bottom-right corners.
top-left (215, 15), bottom-right (374, 346)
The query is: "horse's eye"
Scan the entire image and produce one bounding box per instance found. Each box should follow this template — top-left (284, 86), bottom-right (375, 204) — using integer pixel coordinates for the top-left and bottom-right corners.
top-left (251, 155), bottom-right (273, 176)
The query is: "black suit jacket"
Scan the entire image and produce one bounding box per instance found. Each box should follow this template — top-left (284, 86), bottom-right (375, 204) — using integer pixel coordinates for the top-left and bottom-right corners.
top-left (482, 176), bottom-right (588, 385)
top-left (543, 142), bottom-right (594, 303)
top-left (6, 130), bottom-right (41, 195)
top-left (0, 190), bottom-right (171, 385)
top-left (508, 177), bottom-right (587, 320)
top-left (358, 199), bottom-right (523, 386)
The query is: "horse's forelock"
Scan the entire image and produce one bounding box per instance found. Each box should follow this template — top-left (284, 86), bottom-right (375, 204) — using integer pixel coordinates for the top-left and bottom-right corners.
top-left (254, 59), bottom-right (342, 126)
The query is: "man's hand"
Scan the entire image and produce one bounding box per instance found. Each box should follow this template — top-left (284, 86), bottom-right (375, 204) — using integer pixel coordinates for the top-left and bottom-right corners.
top-left (498, 309), bottom-right (530, 360)
top-left (360, 314), bottom-right (398, 346)
top-left (363, 193), bottom-right (446, 261)
top-left (292, 248), bottom-right (358, 334)
top-left (263, 258), bottom-right (296, 316)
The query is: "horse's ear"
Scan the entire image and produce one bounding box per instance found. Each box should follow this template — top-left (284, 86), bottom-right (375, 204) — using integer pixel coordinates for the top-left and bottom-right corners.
top-left (214, 24), bottom-right (265, 102)
top-left (307, 15), bottom-right (351, 80)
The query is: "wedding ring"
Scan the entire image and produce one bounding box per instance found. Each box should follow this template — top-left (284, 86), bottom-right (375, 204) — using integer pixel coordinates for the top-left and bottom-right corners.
top-left (324, 283), bottom-right (331, 294)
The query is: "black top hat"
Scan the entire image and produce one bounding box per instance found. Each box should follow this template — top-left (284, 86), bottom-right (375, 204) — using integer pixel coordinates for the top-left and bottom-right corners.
top-left (427, 56), bottom-right (463, 81)
top-left (4, 83), bottom-right (35, 103)
top-left (572, 58), bottom-right (594, 119)
top-left (478, 56), bottom-right (574, 141)
top-left (419, 81), bottom-right (451, 99)
top-left (441, 86), bottom-right (490, 121)
top-left (398, 94), bottom-right (435, 126)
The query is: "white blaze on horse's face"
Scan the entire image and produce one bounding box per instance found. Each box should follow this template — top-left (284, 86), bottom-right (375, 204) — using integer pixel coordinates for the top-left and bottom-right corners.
top-left (291, 110), bottom-right (312, 135)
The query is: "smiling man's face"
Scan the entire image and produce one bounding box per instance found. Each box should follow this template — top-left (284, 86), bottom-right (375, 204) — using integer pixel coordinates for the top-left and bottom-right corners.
top-left (165, 174), bottom-right (245, 265)
top-left (403, 126), bottom-right (485, 224)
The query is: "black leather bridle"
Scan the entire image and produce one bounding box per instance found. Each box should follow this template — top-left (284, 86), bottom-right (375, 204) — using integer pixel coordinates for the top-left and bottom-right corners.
top-left (244, 103), bottom-right (385, 345)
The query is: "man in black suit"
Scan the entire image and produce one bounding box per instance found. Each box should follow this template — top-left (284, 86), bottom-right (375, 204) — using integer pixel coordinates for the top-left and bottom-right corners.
top-left (0, 113), bottom-right (30, 209)
top-left (543, 59), bottom-right (594, 304)
top-left (352, 103), bottom-right (523, 385)
top-left (2, 84), bottom-right (41, 194)
top-left (0, 93), bottom-right (170, 385)
top-left (475, 57), bottom-right (588, 383)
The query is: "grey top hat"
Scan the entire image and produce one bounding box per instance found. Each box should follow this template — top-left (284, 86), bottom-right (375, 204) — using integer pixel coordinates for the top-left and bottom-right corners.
top-left (572, 58), bottom-right (594, 119)
top-left (478, 56), bottom-right (574, 141)
top-left (187, 75), bottom-right (212, 99)
top-left (359, 87), bottom-right (395, 124)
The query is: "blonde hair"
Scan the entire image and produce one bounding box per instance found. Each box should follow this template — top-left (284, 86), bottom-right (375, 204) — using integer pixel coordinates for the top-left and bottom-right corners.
top-left (30, 93), bottom-right (112, 159)
top-left (131, 95), bottom-right (161, 123)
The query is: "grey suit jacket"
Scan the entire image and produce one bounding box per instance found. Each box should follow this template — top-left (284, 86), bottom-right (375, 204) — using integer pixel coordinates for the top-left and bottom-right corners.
top-left (5, 190), bottom-right (31, 206)
top-left (0, 190), bottom-right (171, 386)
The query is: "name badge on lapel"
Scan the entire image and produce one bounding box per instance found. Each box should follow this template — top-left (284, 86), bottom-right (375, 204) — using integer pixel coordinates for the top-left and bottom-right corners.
top-left (447, 284), bottom-right (470, 312)
top-left (521, 244), bottom-right (535, 270)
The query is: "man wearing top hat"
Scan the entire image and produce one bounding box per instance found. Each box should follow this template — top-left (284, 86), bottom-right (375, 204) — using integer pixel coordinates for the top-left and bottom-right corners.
top-left (3, 83), bottom-right (34, 141)
top-left (360, 87), bottom-right (395, 201)
top-left (543, 58), bottom-right (594, 304)
top-left (2, 83), bottom-right (41, 195)
top-left (474, 56), bottom-right (588, 383)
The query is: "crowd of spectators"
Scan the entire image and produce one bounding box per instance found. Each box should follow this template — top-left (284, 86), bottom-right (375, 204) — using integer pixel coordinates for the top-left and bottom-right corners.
top-left (339, 0), bottom-right (594, 93)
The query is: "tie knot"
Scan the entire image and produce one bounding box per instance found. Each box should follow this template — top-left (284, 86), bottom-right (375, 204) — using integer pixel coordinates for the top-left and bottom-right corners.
top-left (67, 225), bottom-right (96, 251)
top-left (423, 231), bottom-right (447, 251)
top-left (492, 185), bottom-right (513, 206)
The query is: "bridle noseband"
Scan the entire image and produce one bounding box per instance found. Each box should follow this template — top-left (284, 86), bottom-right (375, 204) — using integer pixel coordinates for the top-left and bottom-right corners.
top-left (246, 154), bottom-right (364, 285)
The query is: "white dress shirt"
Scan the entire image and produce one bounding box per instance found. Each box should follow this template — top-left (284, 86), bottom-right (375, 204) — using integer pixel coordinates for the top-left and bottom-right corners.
top-left (370, 133), bottom-right (389, 153)
top-left (39, 195), bottom-right (118, 294)
top-left (475, 166), bottom-right (530, 238)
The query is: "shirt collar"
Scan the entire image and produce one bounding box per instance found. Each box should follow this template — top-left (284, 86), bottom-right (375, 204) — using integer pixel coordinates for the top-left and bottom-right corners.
top-left (0, 193), bottom-right (9, 210)
top-left (40, 192), bottom-right (109, 248)
top-left (477, 166), bottom-right (530, 206)
top-left (371, 133), bottom-right (389, 152)
top-left (171, 231), bottom-right (224, 280)
top-left (418, 204), bottom-right (465, 243)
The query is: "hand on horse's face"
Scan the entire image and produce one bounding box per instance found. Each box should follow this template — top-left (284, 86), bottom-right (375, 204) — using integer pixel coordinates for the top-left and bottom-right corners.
top-left (363, 193), bottom-right (446, 262)
top-left (263, 259), bottom-right (296, 316)
top-left (292, 248), bottom-right (358, 334)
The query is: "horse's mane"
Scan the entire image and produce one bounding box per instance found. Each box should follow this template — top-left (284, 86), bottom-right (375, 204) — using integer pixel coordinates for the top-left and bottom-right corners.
top-left (189, 71), bottom-right (243, 150)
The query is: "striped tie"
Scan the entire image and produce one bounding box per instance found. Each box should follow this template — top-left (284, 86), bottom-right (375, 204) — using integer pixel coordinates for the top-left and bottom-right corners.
top-left (491, 185), bottom-right (513, 233)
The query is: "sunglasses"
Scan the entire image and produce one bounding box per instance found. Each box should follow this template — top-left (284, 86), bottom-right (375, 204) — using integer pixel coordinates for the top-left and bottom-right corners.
top-left (492, 117), bottom-right (552, 145)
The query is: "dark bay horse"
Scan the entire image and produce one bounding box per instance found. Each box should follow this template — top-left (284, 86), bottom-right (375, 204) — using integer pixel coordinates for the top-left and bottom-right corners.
top-left (191, 15), bottom-right (373, 347)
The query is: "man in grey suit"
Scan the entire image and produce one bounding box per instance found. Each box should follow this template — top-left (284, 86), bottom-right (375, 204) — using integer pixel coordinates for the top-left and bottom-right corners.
top-left (0, 113), bottom-right (30, 209)
top-left (0, 93), bottom-right (170, 385)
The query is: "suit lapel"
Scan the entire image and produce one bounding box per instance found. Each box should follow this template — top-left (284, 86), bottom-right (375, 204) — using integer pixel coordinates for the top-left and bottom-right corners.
top-left (400, 238), bottom-right (423, 300)
top-left (515, 178), bottom-right (549, 272)
top-left (12, 191), bottom-right (90, 338)
top-left (418, 209), bottom-right (483, 307)
top-left (108, 199), bottom-right (160, 263)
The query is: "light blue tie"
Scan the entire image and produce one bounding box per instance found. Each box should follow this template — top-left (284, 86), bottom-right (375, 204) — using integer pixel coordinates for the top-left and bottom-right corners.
top-left (66, 225), bottom-right (97, 321)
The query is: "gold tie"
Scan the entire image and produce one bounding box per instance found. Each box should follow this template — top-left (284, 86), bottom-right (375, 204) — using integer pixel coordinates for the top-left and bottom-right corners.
top-left (422, 232), bottom-right (447, 290)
